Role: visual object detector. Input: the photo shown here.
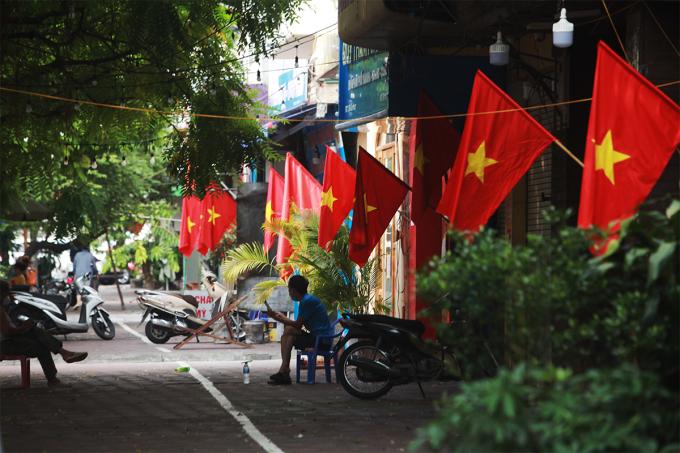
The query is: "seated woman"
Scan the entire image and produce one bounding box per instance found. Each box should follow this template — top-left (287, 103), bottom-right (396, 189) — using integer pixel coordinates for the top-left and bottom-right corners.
top-left (0, 280), bottom-right (88, 386)
top-left (8, 256), bottom-right (29, 288)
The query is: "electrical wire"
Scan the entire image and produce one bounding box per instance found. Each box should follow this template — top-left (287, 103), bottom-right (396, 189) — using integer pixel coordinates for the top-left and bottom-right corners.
top-left (3, 81), bottom-right (678, 124)
top-left (642, 1), bottom-right (680, 58)
top-left (601, 0), bottom-right (630, 61)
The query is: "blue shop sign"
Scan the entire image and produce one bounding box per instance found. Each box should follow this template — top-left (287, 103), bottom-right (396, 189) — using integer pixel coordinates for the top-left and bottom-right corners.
top-left (339, 41), bottom-right (388, 121)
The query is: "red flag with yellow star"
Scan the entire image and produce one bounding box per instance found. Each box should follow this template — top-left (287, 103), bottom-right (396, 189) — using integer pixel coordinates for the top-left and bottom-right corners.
top-left (318, 145), bottom-right (356, 250)
top-left (578, 41), bottom-right (680, 232)
top-left (263, 168), bottom-right (284, 252)
top-left (349, 147), bottom-right (410, 267)
top-left (410, 92), bottom-right (461, 225)
top-left (198, 187), bottom-right (237, 255)
top-left (178, 195), bottom-right (203, 256)
top-left (276, 153), bottom-right (323, 266)
top-left (437, 71), bottom-right (555, 231)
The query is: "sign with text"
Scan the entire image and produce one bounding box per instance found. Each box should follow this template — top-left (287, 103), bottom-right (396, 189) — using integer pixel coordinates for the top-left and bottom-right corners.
top-left (182, 290), bottom-right (214, 320)
top-left (267, 59), bottom-right (308, 113)
top-left (339, 41), bottom-right (388, 121)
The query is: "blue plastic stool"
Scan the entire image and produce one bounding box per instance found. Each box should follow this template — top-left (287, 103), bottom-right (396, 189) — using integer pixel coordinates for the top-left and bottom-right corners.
top-left (295, 318), bottom-right (342, 384)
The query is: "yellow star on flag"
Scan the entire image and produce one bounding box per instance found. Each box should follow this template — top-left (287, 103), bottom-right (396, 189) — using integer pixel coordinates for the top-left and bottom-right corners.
top-left (465, 141), bottom-right (498, 183)
top-left (414, 143), bottom-right (428, 175)
top-left (265, 201), bottom-right (273, 222)
top-left (321, 186), bottom-right (338, 211)
top-left (594, 130), bottom-right (630, 185)
top-left (363, 193), bottom-right (377, 216)
top-left (187, 216), bottom-right (196, 233)
top-left (207, 206), bottom-right (221, 225)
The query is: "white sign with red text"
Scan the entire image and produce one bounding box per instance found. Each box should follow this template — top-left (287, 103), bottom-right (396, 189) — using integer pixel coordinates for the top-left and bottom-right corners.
top-left (182, 290), bottom-right (214, 320)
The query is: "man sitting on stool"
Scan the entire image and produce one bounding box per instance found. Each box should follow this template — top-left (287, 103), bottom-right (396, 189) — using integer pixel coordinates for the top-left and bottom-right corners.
top-left (266, 275), bottom-right (330, 385)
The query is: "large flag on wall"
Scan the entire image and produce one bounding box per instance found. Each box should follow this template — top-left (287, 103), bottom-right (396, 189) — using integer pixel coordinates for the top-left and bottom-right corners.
top-left (410, 92), bottom-right (461, 225)
top-left (318, 145), bottom-right (356, 250)
top-left (276, 153), bottom-right (323, 266)
top-left (263, 168), bottom-right (284, 252)
top-left (198, 187), bottom-right (237, 255)
top-left (578, 41), bottom-right (680, 231)
top-left (349, 147), bottom-right (410, 267)
top-left (178, 195), bottom-right (204, 257)
top-left (437, 71), bottom-right (555, 231)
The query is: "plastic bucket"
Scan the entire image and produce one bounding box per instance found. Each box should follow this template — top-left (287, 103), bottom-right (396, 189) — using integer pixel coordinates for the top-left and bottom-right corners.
top-left (244, 320), bottom-right (265, 344)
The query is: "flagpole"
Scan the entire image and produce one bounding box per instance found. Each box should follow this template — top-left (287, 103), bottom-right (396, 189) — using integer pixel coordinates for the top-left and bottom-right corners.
top-left (554, 139), bottom-right (584, 168)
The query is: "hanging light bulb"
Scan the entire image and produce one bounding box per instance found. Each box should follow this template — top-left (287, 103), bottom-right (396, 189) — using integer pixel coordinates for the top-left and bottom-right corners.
top-left (25, 103), bottom-right (33, 113)
top-left (553, 7), bottom-right (574, 48)
top-left (90, 157), bottom-right (97, 170)
top-left (121, 155), bottom-right (127, 166)
top-left (281, 99), bottom-right (287, 111)
top-left (489, 31), bottom-right (510, 66)
top-left (256, 69), bottom-right (261, 82)
top-left (150, 153), bottom-right (156, 165)
top-left (209, 82), bottom-right (217, 96)
top-left (63, 156), bottom-right (69, 166)
top-left (294, 45), bottom-right (299, 68)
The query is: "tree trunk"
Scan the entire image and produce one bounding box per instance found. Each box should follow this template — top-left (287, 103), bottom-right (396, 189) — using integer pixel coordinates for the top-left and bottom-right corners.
top-left (142, 261), bottom-right (154, 289)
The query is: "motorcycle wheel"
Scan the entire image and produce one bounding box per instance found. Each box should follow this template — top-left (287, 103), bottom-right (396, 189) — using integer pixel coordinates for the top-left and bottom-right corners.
top-left (337, 341), bottom-right (393, 400)
top-left (91, 311), bottom-right (116, 340)
top-left (229, 312), bottom-right (249, 341)
top-left (145, 321), bottom-right (171, 344)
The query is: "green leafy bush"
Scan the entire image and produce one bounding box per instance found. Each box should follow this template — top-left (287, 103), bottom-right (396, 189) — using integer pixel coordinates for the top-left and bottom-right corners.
top-left (415, 200), bottom-right (680, 451)
top-left (413, 364), bottom-right (678, 452)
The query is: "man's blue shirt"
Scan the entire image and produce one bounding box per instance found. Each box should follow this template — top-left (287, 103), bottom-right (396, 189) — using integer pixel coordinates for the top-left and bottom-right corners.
top-left (73, 250), bottom-right (97, 278)
top-left (297, 293), bottom-right (331, 337)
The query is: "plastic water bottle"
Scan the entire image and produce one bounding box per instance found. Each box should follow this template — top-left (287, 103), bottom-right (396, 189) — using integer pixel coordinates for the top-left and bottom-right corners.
top-left (242, 361), bottom-right (250, 384)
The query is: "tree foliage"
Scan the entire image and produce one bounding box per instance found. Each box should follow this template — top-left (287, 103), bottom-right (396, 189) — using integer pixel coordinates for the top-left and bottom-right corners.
top-left (1, 0), bottom-right (301, 232)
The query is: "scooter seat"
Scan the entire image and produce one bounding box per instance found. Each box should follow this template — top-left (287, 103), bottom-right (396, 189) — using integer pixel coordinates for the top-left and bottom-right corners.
top-left (38, 294), bottom-right (69, 312)
top-left (179, 295), bottom-right (199, 308)
top-left (350, 313), bottom-right (425, 338)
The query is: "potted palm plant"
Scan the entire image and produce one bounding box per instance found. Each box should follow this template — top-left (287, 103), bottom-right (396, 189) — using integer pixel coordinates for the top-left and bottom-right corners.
top-left (221, 210), bottom-right (386, 315)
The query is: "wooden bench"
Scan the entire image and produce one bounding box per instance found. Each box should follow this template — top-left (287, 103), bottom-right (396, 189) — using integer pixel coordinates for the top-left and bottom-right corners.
top-left (0, 354), bottom-right (31, 388)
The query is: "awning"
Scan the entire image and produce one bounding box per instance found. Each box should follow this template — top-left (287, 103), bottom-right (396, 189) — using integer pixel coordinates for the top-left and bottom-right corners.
top-left (334, 109), bottom-right (388, 131)
top-left (270, 104), bottom-right (318, 142)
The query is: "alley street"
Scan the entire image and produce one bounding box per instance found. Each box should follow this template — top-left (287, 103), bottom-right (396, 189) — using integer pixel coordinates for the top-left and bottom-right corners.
top-left (0, 286), bottom-right (458, 452)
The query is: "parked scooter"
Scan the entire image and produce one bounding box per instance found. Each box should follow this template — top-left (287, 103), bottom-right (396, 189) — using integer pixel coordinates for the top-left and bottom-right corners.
top-left (334, 313), bottom-right (462, 400)
top-left (135, 271), bottom-right (248, 344)
top-left (10, 275), bottom-right (116, 340)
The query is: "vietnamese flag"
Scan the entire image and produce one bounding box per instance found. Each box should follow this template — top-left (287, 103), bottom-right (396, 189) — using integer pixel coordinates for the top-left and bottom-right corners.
top-left (437, 71), bottom-right (555, 231)
top-left (178, 195), bottom-right (203, 256)
top-left (318, 145), bottom-right (356, 250)
top-left (578, 41), bottom-right (680, 232)
top-left (276, 153), bottom-right (323, 266)
top-left (198, 187), bottom-right (237, 255)
top-left (410, 92), bottom-right (461, 225)
top-left (349, 147), bottom-right (410, 267)
top-left (263, 168), bottom-right (284, 252)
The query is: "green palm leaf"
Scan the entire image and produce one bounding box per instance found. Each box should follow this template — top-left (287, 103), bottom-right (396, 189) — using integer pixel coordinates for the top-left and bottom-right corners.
top-left (252, 279), bottom-right (286, 305)
top-left (221, 242), bottom-right (275, 283)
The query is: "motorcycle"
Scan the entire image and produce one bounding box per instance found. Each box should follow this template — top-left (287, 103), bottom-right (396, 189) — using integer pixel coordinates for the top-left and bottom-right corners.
top-left (10, 275), bottom-right (116, 340)
top-left (334, 313), bottom-right (462, 400)
top-left (135, 271), bottom-right (248, 344)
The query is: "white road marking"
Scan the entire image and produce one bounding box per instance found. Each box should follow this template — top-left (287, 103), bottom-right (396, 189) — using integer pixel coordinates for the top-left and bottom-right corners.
top-left (118, 320), bottom-right (280, 451)
top-left (116, 321), bottom-right (171, 353)
top-left (177, 360), bottom-right (284, 453)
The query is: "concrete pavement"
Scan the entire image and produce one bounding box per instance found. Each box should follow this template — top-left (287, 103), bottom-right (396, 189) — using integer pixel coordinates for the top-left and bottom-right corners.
top-left (0, 284), bottom-right (458, 452)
